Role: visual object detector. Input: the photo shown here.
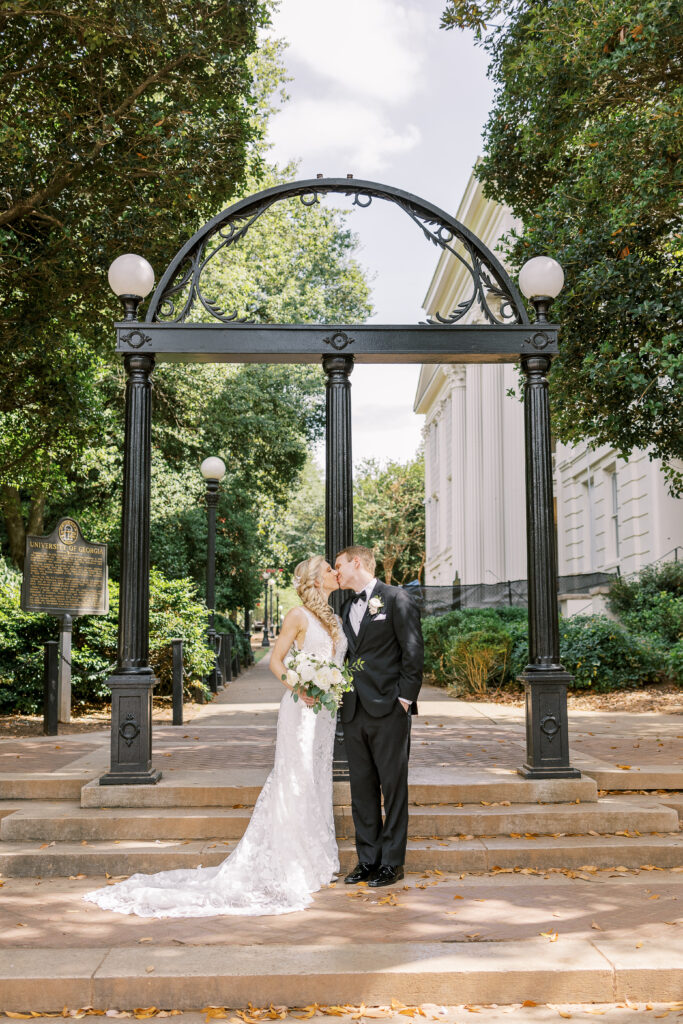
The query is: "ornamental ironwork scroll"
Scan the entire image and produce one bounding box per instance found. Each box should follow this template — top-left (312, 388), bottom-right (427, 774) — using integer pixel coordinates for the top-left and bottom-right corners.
top-left (145, 179), bottom-right (529, 329)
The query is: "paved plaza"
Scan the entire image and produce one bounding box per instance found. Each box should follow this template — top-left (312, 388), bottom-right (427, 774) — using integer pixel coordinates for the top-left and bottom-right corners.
top-left (0, 655), bottom-right (681, 1012)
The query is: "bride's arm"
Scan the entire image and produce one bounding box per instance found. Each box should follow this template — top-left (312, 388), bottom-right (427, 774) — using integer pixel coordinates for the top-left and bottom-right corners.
top-left (269, 608), bottom-right (315, 705)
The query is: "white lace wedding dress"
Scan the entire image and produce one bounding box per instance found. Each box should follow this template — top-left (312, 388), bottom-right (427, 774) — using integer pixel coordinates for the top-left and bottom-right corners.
top-left (83, 609), bottom-right (346, 918)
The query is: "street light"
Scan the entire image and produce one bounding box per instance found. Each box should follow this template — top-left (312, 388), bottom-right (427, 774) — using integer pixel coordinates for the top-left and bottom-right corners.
top-left (108, 254), bottom-right (155, 321)
top-left (201, 456), bottom-right (226, 693)
top-left (519, 256), bottom-right (565, 321)
top-left (261, 571), bottom-right (271, 648)
top-left (516, 256), bottom-right (578, 779)
top-left (99, 254), bottom-right (160, 786)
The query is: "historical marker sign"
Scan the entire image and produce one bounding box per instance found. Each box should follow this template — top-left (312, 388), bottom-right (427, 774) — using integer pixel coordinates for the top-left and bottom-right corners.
top-left (21, 518), bottom-right (108, 616)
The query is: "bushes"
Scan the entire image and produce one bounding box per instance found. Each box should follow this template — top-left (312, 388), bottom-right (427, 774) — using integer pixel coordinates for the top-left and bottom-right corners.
top-left (0, 560), bottom-right (215, 714)
top-left (422, 607), bottom-right (527, 692)
top-left (558, 615), bottom-right (663, 691)
top-left (423, 605), bottom-right (665, 695)
top-left (607, 562), bottom-right (683, 645)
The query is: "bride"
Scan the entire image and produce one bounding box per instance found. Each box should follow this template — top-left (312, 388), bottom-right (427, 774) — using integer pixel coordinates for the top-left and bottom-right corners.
top-left (84, 555), bottom-right (345, 918)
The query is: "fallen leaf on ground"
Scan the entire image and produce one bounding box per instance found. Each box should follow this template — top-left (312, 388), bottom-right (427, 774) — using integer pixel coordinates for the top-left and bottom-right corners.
top-left (591, 921), bottom-right (603, 930)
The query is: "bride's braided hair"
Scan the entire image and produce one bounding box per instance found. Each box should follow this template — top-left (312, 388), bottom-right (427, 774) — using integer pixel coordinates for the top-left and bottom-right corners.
top-left (293, 556), bottom-right (339, 644)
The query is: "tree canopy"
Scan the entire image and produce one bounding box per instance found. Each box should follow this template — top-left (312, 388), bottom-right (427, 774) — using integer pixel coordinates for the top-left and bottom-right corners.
top-left (0, 0), bottom-right (275, 547)
top-left (441, 0), bottom-right (683, 491)
top-left (354, 455), bottom-right (426, 586)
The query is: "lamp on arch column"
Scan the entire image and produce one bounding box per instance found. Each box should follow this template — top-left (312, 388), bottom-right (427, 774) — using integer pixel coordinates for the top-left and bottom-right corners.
top-left (517, 256), bottom-right (580, 780)
top-left (100, 253), bottom-right (161, 786)
top-left (201, 456), bottom-right (227, 694)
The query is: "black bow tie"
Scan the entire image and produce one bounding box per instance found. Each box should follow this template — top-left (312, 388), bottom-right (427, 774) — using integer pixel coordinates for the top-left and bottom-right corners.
top-left (351, 591), bottom-right (366, 603)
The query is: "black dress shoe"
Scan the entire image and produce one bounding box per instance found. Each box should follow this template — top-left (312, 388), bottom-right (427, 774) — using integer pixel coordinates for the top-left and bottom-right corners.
top-left (344, 862), bottom-right (380, 884)
top-left (368, 864), bottom-right (404, 887)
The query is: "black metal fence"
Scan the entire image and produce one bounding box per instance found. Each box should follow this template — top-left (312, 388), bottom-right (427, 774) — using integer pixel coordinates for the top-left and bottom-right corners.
top-left (405, 572), bottom-right (617, 618)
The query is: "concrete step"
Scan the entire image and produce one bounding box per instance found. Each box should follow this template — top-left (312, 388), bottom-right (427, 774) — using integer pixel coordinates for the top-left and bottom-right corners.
top-left (2, 797), bottom-right (677, 842)
top-left (582, 767), bottom-right (683, 791)
top-left (79, 773), bottom-right (598, 807)
top-left (0, 774), bottom-right (95, 801)
top-left (2, 937), bottom-right (682, 1009)
top-left (1, 832), bottom-right (681, 877)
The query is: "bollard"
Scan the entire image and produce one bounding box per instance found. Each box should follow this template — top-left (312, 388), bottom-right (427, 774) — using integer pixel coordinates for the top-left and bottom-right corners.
top-left (171, 638), bottom-right (184, 725)
top-left (221, 632), bottom-right (233, 683)
top-left (43, 641), bottom-right (59, 736)
top-left (233, 650), bottom-right (241, 678)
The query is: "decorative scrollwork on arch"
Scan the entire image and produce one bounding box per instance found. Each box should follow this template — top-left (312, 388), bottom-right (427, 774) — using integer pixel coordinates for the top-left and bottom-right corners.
top-left (146, 178), bottom-right (529, 327)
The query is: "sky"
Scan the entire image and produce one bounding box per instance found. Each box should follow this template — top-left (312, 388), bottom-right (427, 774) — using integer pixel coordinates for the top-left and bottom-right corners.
top-left (265, 0), bottom-right (495, 467)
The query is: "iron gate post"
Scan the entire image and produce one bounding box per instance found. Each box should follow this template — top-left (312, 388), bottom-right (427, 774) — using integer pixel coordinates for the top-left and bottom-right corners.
top-left (518, 351), bottom-right (580, 779)
top-left (101, 352), bottom-right (161, 785)
top-left (323, 353), bottom-right (354, 780)
top-left (204, 477), bottom-right (222, 693)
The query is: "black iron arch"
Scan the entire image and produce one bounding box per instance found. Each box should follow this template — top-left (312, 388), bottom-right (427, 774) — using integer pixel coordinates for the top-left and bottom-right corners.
top-left (145, 177), bottom-right (530, 328)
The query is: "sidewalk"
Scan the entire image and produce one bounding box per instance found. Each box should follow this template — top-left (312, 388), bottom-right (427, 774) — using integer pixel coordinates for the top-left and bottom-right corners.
top-left (1, 653), bottom-right (681, 786)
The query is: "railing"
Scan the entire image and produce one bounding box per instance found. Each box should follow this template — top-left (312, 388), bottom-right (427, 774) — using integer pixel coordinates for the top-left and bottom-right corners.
top-left (405, 571), bottom-right (618, 618)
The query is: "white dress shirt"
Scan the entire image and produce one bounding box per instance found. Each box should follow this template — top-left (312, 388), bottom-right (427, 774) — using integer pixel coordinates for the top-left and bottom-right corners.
top-left (348, 579), bottom-right (411, 712)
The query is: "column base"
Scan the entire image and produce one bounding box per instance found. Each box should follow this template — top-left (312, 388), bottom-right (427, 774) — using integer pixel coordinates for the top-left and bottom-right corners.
top-left (100, 673), bottom-right (161, 787)
top-left (100, 769), bottom-right (162, 786)
top-left (518, 667), bottom-right (581, 779)
top-left (518, 763), bottom-right (581, 780)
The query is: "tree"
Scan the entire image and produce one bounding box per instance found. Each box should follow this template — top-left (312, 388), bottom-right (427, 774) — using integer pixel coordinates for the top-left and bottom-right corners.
top-left (0, 0), bottom-right (276, 559)
top-left (353, 455), bottom-right (426, 585)
top-left (441, 0), bottom-right (683, 492)
top-left (273, 457), bottom-right (326, 581)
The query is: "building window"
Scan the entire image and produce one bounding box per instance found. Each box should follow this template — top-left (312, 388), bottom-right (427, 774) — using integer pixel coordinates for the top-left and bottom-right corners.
top-left (582, 475), bottom-right (597, 571)
top-left (610, 470), bottom-right (620, 560)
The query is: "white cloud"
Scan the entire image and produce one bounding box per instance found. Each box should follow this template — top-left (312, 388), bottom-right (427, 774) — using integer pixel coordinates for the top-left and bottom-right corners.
top-left (268, 98), bottom-right (420, 173)
top-left (272, 0), bottom-right (427, 104)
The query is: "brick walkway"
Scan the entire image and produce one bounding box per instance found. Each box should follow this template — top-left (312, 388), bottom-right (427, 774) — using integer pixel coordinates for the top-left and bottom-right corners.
top-left (0, 653), bottom-right (681, 779)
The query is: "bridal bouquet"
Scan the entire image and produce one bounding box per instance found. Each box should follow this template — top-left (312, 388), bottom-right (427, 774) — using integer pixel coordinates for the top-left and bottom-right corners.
top-left (284, 651), bottom-right (358, 715)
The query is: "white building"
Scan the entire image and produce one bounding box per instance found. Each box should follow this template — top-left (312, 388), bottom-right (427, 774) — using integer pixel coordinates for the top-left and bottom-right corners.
top-left (414, 169), bottom-right (683, 613)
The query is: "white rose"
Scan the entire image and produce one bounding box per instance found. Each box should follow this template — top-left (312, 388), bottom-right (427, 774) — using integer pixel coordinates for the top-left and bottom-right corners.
top-left (298, 657), bottom-right (316, 684)
top-left (315, 666), bottom-right (333, 692)
top-left (368, 597), bottom-right (383, 615)
top-left (329, 667), bottom-right (343, 686)
top-left (286, 669), bottom-right (299, 688)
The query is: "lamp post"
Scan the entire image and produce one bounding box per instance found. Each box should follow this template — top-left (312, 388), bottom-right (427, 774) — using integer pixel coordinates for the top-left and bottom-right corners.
top-left (261, 572), bottom-right (271, 647)
top-left (201, 456), bottom-right (227, 694)
top-left (268, 577), bottom-right (276, 638)
top-left (101, 254), bottom-right (161, 786)
top-left (517, 257), bottom-right (579, 779)
top-left (275, 591), bottom-right (280, 635)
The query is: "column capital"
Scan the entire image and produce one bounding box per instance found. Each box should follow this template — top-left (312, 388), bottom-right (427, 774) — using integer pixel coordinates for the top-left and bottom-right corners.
top-left (322, 353), bottom-right (354, 378)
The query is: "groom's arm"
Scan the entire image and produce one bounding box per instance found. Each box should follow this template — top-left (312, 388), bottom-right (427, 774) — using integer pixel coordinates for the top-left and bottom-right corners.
top-left (392, 589), bottom-right (424, 703)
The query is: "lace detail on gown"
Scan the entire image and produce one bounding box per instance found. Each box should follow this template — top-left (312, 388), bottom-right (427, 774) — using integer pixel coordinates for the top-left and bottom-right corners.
top-left (83, 610), bottom-right (347, 918)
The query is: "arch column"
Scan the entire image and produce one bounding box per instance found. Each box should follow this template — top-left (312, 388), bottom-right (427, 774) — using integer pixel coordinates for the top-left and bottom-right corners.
top-left (100, 352), bottom-right (161, 786)
top-left (519, 353), bottom-right (579, 779)
top-left (323, 354), bottom-right (354, 780)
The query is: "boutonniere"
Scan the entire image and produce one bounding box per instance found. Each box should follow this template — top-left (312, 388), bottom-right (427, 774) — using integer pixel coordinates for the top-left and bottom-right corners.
top-left (368, 595), bottom-right (384, 616)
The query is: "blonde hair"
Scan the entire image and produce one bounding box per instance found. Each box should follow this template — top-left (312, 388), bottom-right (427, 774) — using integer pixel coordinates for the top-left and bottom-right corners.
top-left (293, 555), bottom-right (339, 644)
top-left (336, 544), bottom-right (376, 575)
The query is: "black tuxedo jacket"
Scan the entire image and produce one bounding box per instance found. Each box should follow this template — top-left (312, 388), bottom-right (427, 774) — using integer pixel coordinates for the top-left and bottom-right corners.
top-left (340, 579), bottom-right (424, 723)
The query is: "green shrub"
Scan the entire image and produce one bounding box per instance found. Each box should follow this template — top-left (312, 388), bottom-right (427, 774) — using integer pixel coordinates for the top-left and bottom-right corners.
top-left (422, 606), bottom-right (664, 694)
top-left (608, 561), bottom-right (683, 617)
top-left (558, 614), bottom-right (664, 690)
top-left (0, 560), bottom-right (215, 714)
top-left (667, 638), bottom-right (683, 685)
top-left (443, 627), bottom-right (512, 695)
top-left (422, 606), bottom-right (526, 685)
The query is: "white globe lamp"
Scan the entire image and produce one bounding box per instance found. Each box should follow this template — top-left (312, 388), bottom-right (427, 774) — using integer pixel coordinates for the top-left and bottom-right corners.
top-left (200, 457), bottom-right (226, 482)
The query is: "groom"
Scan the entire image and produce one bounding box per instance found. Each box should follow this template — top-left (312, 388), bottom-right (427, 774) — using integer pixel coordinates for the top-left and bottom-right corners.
top-left (335, 545), bottom-right (424, 888)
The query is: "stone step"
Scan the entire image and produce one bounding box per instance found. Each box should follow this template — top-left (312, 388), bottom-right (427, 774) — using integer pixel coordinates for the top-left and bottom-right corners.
top-left (582, 767), bottom-right (683, 791)
top-left (79, 773), bottom-right (597, 807)
top-left (2, 797), bottom-right (677, 842)
top-left (2, 937), bottom-right (682, 1009)
top-left (0, 774), bottom-right (94, 801)
top-left (1, 832), bottom-right (681, 877)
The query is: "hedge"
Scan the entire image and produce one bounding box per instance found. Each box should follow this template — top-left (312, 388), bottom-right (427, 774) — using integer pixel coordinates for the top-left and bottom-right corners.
top-left (0, 560), bottom-right (216, 714)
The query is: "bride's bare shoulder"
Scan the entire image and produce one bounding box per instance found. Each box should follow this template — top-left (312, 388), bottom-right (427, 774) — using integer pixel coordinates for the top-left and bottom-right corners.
top-left (283, 606), bottom-right (308, 628)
